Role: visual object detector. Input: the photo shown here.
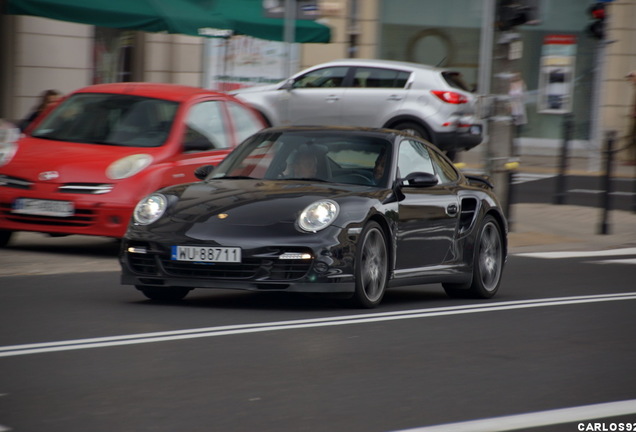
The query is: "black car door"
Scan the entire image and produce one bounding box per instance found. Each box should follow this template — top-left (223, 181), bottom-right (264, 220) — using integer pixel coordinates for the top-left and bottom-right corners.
top-left (394, 139), bottom-right (460, 270)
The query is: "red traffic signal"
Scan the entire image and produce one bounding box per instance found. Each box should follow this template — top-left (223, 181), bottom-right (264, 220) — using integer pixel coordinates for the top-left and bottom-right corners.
top-left (587, 3), bottom-right (606, 39)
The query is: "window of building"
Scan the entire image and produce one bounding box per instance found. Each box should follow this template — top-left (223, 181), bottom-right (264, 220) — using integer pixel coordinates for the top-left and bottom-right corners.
top-left (93, 28), bottom-right (137, 84)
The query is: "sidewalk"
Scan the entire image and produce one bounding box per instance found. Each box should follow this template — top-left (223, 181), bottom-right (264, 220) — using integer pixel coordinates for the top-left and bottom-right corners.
top-left (458, 148), bottom-right (636, 253)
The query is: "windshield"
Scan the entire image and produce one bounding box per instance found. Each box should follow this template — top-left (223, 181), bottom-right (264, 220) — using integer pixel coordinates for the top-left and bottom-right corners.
top-left (31, 93), bottom-right (178, 147)
top-left (211, 130), bottom-right (391, 187)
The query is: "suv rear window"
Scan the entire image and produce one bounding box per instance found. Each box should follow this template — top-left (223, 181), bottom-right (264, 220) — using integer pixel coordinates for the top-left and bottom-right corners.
top-left (442, 72), bottom-right (471, 92)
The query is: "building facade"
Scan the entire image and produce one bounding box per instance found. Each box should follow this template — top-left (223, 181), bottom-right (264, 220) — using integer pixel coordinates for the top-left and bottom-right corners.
top-left (1, 0), bottom-right (635, 162)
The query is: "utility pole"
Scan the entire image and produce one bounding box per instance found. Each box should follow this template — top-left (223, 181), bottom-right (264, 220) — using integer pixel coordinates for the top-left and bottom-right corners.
top-left (283, 0), bottom-right (297, 77)
top-left (480, 0), bottom-right (531, 224)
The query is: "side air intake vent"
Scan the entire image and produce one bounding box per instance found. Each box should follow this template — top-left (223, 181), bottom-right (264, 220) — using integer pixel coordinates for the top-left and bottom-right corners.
top-left (458, 198), bottom-right (478, 234)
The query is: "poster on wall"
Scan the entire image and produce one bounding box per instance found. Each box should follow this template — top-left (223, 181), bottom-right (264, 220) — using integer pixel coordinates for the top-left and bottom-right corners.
top-left (203, 35), bottom-right (298, 92)
top-left (538, 35), bottom-right (577, 114)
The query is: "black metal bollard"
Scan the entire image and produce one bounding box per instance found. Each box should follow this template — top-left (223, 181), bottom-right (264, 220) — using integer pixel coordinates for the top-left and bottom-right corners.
top-left (598, 130), bottom-right (617, 235)
top-left (553, 113), bottom-right (573, 205)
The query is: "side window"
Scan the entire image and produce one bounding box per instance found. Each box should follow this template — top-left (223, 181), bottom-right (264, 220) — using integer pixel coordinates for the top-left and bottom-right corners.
top-left (292, 67), bottom-right (349, 89)
top-left (227, 101), bottom-right (264, 144)
top-left (429, 150), bottom-right (460, 183)
top-left (397, 139), bottom-right (435, 178)
top-left (352, 67), bottom-right (411, 88)
top-left (183, 101), bottom-right (229, 152)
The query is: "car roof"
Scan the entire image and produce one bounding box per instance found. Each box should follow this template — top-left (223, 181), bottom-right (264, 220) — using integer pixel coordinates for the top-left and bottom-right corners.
top-left (71, 82), bottom-right (230, 102)
top-left (309, 58), bottom-right (447, 73)
top-left (259, 125), bottom-right (405, 139)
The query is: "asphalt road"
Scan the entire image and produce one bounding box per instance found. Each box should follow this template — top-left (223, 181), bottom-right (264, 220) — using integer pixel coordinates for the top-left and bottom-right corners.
top-left (1, 246), bottom-right (635, 432)
top-left (513, 174), bottom-right (635, 211)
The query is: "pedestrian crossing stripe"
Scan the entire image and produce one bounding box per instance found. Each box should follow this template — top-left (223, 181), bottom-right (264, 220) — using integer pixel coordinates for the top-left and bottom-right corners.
top-left (460, 170), bottom-right (555, 185)
top-left (511, 173), bottom-right (555, 184)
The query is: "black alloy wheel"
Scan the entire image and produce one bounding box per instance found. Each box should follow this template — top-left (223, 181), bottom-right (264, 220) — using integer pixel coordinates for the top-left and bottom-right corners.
top-left (352, 221), bottom-right (389, 308)
top-left (443, 215), bottom-right (504, 298)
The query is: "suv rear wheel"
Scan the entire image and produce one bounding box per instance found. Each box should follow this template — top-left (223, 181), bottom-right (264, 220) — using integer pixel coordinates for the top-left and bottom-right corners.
top-left (392, 122), bottom-right (431, 142)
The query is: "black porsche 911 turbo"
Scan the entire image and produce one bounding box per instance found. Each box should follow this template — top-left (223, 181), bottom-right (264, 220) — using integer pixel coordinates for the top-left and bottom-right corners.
top-left (119, 126), bottom-right (507, 308)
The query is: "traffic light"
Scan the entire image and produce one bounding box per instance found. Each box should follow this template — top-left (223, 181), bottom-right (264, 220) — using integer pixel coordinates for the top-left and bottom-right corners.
top-left (587, 2), bottom-right (606, 39)
top-left (496, 0), bottom-right (532, 31)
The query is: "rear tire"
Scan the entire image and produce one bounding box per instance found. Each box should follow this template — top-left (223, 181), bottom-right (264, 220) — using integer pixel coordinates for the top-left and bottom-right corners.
top-left (136, 285), bottom-right (191, 302)
top-left (443, 215), bottom-right (503, 299)
top-left (351, 222), bottom-right (388, 308)
top-left (393, 122), bottom-right (431, 142)
top-left (0, 230), bottom-right (13, 247)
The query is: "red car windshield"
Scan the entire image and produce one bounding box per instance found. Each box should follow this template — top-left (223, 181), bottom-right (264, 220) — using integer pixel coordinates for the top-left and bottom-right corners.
top-left (30, 93), bottom-right (178, 147)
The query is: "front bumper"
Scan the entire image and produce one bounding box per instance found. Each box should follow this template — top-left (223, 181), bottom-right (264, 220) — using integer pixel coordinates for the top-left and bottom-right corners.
top-left (119, 227), bottom-right (358, 294)
top-left (0, 178), bottom-right (139, 237)
top-left (0, 195), bottom-right (132, 238)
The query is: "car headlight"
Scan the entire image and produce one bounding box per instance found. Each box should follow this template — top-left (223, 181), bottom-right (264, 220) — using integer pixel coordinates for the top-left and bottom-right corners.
top-left (0, 142), bottom-right (17, 167)
top-left (298, 200), bottom-right (339, 232)
top-left (0, 123), bottom-right (20, 167)
top-left (106, 154), bottom-right (153, 180)
top-left (133, 193), bottom-right (167, 225)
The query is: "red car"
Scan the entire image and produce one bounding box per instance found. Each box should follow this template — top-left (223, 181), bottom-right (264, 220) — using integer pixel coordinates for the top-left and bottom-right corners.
top-left (0, 82), bottom-right (266, 246)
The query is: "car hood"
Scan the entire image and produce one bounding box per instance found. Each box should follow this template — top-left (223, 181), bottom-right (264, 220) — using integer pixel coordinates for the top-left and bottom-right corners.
top-left (3, 136), bottom-right (158, 182)
top-left (156, 179), bottom-right (384, 233)
top-left (230, 83), bottom-right (282, 95)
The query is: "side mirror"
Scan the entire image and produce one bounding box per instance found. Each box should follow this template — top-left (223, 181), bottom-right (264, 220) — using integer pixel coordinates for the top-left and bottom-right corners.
top-left (400, 172), bottom-right (438, 187)
top-left (280, 79), bottom-right (294, 91)
top-left (194, 165), bottom-right (215, 180)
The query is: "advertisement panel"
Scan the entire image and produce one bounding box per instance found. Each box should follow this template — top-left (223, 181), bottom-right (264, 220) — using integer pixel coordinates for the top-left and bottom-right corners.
top-left (203, 35), bottom-right (298, 92)
top-left (538, 34), bottom-right (577, 114)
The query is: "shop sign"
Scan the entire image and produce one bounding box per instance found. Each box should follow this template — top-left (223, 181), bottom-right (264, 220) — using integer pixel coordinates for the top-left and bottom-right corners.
top-left (538, 34), bottom-right (577, 114)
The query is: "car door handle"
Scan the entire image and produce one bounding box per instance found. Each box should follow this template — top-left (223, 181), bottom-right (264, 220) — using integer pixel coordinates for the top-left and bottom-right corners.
top-left (325, 95), bottom-right (340, 102)
top-left (387, 95), bottom-right (403, 101)
top-left (446, 203), bottom-right (459, 217)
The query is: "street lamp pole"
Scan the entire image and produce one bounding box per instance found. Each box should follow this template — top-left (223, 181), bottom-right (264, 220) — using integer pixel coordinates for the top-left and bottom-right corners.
top-left (284, 0), bottom-right (296, 78)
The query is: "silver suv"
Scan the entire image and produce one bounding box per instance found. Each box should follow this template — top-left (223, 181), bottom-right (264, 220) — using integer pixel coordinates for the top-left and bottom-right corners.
top-left (232, 59), bottom-right (482, 158)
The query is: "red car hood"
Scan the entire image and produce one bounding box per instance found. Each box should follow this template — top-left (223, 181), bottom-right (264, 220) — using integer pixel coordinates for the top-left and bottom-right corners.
top-left (3, 137), bottom-right (161, 183)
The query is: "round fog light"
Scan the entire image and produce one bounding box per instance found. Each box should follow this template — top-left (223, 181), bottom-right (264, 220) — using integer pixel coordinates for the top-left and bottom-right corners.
top-left (313, 262), bottom-right (329, 273)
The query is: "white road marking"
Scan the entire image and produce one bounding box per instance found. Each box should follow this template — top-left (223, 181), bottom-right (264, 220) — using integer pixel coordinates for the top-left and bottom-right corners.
top-left (0, 293), bottom-right (635, 358)
top-left (591, 258), bottom-right (636, 265)
top-left (569, 188), bottom-right (635, 196)
top-left (462, 171), bottom-right (555, 185)
top-left (516, 247), bottom-right (636, 259)
top-left (389, 399), bottom-right (636, 432)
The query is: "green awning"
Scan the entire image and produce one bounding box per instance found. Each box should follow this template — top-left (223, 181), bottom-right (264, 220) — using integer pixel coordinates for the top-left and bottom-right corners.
top-left (215, 0), bottom-right (331, 43)
top-left (5, 0), bottom-right (331, 43)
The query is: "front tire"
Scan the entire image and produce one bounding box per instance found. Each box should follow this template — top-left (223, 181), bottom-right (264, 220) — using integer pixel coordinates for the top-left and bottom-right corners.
top-left (136, 285), bottom-right (191, 302)
top-left (443, 215), bottom-right (503, 299)
top-left (351, 222), bottom-right (389, 308)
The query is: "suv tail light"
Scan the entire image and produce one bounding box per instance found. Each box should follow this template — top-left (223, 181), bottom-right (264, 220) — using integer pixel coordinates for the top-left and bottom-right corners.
top-left (431, 90), bottom-right (468, 104)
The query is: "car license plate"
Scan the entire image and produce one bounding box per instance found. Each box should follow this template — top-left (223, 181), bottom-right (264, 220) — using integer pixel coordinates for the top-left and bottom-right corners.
top-left (171, 246), bottom-right (241, 263)
top-left (12, 198), bottom-right (74, 217)
top-left (470, 125), bottom-right (482, 135)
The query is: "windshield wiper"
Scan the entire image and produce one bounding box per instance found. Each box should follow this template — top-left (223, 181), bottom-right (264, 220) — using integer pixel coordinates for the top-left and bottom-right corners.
top-left (283, 177), bottom-right (329, 183)
top-left (217, 175), bottom-right (258, 180)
